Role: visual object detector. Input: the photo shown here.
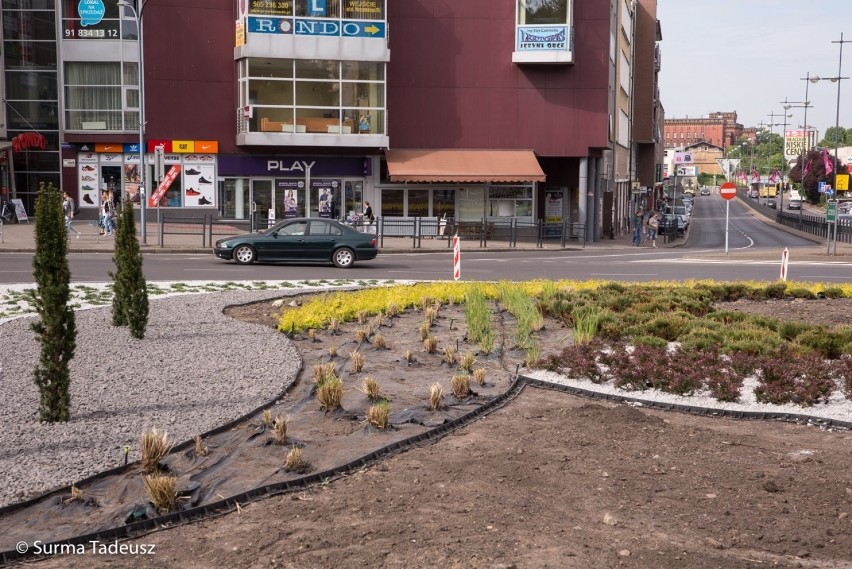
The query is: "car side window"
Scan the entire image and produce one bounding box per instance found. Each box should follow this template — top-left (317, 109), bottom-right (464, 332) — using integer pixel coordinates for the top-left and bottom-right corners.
top-left (281, 222), bottom-right (307, 235)
top-left (308, 221), bottom-right (342, 236)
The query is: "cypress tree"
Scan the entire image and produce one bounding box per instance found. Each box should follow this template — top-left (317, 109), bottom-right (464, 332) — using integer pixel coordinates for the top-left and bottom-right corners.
top-left (110, 200), bottom-right (148, 338)
top-left (31, 182), bottom-right (76, 422)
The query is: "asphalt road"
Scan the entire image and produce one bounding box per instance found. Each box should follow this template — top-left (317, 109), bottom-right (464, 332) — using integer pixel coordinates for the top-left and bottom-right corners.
top-left (1, 197), bottom-right (849, 285)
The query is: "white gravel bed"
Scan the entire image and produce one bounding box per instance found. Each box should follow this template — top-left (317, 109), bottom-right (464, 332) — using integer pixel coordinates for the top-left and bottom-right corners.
top-left (0, 287), bottom-right (305, 508)
top-left (527, 369), bottom-right (852, 426)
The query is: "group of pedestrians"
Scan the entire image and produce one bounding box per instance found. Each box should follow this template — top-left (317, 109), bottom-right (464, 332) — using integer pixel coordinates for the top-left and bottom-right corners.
top-left (61, 189), bottom-right (116, 239)
top-left (631, 206), bottom-right (661, 248)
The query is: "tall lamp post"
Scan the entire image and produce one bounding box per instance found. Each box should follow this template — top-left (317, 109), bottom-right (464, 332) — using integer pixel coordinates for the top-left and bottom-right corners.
top-left (797, 73), bottom-right (817, 224)
top-left (780, 98), bottom-right (807, 213)
top-left (118, 0), bottom-right (147, 245)
top-left (829, 33), bottom-right (851, 197)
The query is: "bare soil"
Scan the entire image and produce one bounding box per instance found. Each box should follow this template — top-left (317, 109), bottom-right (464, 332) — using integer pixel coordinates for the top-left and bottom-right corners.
top-left (28, 296), bottom-right (852, 569)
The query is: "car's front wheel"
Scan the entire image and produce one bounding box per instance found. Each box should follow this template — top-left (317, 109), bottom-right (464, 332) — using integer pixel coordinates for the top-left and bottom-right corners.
top-left (332, 247), bottom-right (355, 268)
top-left (233, 244), bottom-right (256, 265)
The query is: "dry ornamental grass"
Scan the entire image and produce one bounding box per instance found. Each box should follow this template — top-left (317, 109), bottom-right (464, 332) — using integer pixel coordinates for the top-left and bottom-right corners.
top-left (350, 350), bottom-right (365, 373)
top-left (366, 401), bottom-right (390, 429)
top-left (317, 376), bottom-right (344, 410)
top-left (144, 473), bottom-right (177, 513)
top-left (362, 376), bottom-right (381, 400)
top-left (272, 416), bottom-right (289, 444)
top-left (451, 374), bottom-right (471, 399)
top-left (429, 383), bottom-right (444, 411)
top-left (285, 446), bottom-right (305, 471)
top-left (140, 428), bottom-right (172, 474)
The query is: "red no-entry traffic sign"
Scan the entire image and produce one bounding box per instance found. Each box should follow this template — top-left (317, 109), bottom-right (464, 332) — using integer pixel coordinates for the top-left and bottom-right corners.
top-left (720, 182), bottom-right (737, 200)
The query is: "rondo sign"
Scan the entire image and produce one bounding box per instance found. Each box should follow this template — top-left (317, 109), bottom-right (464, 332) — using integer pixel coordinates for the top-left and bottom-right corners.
top-left (720, 182), bottom-right (736, 200)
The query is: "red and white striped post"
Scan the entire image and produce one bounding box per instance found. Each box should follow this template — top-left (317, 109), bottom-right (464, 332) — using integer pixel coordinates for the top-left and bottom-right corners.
top-left (452, 234), bottom-right (461, 280)
top-left (780, 248), bottom-right (789, 281)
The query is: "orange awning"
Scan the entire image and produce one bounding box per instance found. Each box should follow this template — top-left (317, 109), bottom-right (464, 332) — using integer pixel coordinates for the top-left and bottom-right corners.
top-left (385, 149), bottom-right (546, 183)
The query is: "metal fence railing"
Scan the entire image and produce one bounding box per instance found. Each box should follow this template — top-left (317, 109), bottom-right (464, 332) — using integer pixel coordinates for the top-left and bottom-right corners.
top-left (156, 214), bottom-right (589, 249)
top-left (737, 188), bottom-right (852, 244)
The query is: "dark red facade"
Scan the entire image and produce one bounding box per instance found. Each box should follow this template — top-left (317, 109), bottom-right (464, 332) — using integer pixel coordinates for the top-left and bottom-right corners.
top-left (387, 0), bottom-right (611, 158)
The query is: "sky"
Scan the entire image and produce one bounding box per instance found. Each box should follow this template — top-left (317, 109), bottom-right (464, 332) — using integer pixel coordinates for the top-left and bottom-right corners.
top-left (656, 0), bottom-right (852, 140)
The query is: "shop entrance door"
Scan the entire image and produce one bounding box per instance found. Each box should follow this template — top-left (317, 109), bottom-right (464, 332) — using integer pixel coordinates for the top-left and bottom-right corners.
top-left (251, 179), bottom-right (275, 230)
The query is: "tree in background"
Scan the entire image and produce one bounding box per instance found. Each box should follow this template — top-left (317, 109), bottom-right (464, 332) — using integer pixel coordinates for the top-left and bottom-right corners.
top-left (31, 181), bottom-right (76, 422)
top-left (818, 127), bottom-right (852, 148)
top-left (110, 200), bottom-right (148, 338)
top-left (788, 148), bottom-right (850, 205)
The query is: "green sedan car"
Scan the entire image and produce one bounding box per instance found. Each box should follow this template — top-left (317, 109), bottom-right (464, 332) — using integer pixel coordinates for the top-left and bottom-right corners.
top-left (214, 218), bottom-right (378, 268)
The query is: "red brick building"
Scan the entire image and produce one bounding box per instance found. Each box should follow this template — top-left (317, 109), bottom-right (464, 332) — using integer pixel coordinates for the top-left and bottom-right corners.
top-left (664, 111), bottom-right (743, 150)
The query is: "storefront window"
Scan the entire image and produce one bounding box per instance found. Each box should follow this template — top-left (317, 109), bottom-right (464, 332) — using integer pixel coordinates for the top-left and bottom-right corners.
top-left (488, 185), bottom-right (532, 218)
top-left (407, 189), bottom-right (429, 217)
top-left (380, 189), bottom-right (403, 217)
top-left (65, 62), bottom-right (138, 131)
top-left (456, 187), bottom-right (485, 222)
top-left (344, 180), bottom-right (363, 220)
top-left (433, 189), bottom-right (455, 219)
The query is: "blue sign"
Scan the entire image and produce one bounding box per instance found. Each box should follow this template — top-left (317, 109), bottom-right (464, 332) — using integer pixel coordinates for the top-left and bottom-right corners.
top-left (293, 19), bottom-right (385, 38)
top-left (78, 0), bottom-right (105, 27)
top-left (123, 143), bottom-right (141, 154)
top-left (308, 0), bottom-right (327, 17)
top-left (516, 25), bottom-right (568, 52)
top-left (248, 17), bottom-right (294, 34)
top-left (818, 181), bottom-right (826, 193)
top-left (342, 21), bottom-right (385, 37)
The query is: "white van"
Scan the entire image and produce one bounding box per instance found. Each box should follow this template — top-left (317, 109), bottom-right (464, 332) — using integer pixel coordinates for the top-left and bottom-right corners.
top-left (788, 192), bottom-right (802, 210)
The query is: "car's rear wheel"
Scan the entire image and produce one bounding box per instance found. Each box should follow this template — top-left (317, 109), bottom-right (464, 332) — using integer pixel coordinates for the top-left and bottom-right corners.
top-left (233, 244), bottom-right (256, 264)
top-left (332, 247), bottom-right (355, 268)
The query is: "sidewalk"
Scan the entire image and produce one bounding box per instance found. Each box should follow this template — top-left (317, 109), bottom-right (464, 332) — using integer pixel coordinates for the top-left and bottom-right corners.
top-left (0, 220), bottom-right (686, 255)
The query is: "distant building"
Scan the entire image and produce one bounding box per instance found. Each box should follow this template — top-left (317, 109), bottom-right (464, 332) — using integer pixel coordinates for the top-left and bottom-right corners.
top-left (664, 111), bottom-right (744, 150)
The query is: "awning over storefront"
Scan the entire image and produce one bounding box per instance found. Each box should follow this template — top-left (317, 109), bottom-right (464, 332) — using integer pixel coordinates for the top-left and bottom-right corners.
top-left (385, 149), bottom-right (546, 183)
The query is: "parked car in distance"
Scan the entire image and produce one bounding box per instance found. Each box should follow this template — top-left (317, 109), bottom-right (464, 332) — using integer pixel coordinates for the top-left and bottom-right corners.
top-left (700, 187), bottom-right (711, 196)
top-left (766, 198), bottom-right (777, 209)
top-left (213, 218), bottom-right (379, 268)
top-left (787, 198), bottom-right (802, 210)
top-left (661, 213), bottom-right (686, 234)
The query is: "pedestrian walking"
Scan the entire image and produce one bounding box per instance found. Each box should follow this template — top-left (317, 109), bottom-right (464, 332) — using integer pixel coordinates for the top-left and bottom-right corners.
top-left (632, 207), bottom-right (644, 247)
top-left (101, 190), bottom-right (115, 236)
top-left (647, 212), bottom-right (660, 248)
top-left (62, 192), bottom-right (80, 239)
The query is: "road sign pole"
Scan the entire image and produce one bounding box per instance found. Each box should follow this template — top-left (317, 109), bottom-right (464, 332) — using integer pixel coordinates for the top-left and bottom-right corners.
top-left (719, 181), bottom-right (737, 254)
top-left (725, 200), bottom-right (730, 255)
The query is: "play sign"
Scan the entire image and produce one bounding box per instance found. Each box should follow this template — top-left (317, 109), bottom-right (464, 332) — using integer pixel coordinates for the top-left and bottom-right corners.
top-left (720, 182), bottom-right (737, 200)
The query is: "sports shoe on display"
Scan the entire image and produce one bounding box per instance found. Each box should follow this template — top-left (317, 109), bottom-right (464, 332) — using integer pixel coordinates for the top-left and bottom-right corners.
top-left (185, 188), bottom-right (201, 196)
top-left (82, 185), bottom-right (95, 192)
top-left (82, 175), bottom-right (96, 181)
top-left (83, 194), bottom-right (94, 204)
top-left (198, 176), bottom-right (212, 184)
top-left (198, 196), bottom-right (212, 205)
top-left (185, 168), bottom-right (201, 175)
top-left (82, 165), bottom-right (95, 171)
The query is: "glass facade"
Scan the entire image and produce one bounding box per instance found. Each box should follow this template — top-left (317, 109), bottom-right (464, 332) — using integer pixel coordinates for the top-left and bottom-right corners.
top-left (240, 58), bottom-right (386, 136)
top-left (3, 1), bottom-right (60, 211)
top-left (64, 61), bottom-right (139, 131)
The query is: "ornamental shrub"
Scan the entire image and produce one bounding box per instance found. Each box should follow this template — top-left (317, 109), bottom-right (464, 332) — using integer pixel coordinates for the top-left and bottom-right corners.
top-left (754, 350), bottom-right (835, 406)
top-left (31, 181), bottom-right (77, 422)
top-left (110, 200), bottom-right (148, 338)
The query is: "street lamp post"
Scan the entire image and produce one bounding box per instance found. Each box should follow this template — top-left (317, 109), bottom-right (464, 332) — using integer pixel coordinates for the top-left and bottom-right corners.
top-left (829, 33), bottom-right (851, 200)
top-left (797, 73), bottom-right (818, 225)
top-left (118, 0), bottom-right (147, 245)
top-left (780, 98), bottom-right (807, 214)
